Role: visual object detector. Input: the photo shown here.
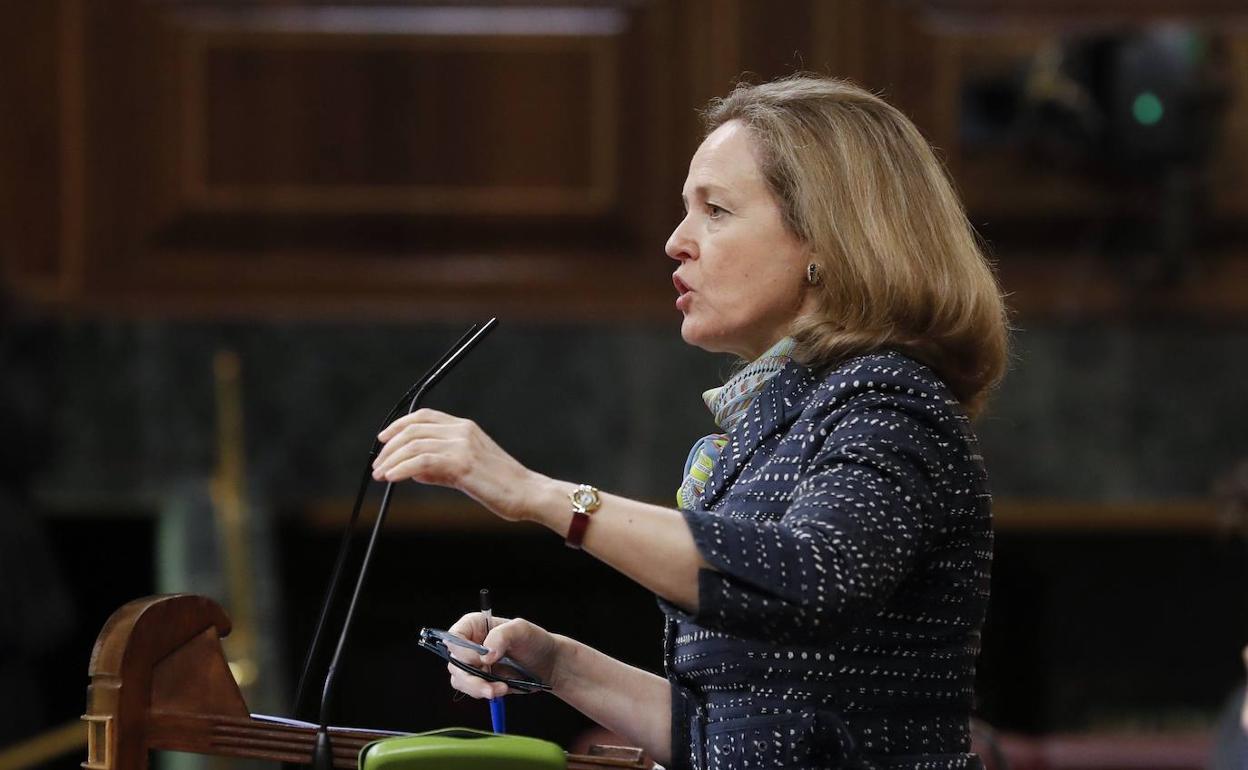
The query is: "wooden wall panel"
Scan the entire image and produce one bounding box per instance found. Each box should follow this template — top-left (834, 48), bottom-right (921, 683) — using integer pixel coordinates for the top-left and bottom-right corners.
top-left (924, 0), bottom-right (1248, 23)
top-left (177, 8), bottom-right (621, 216)
top-left (5, 0), bottom-right (1248, 318)
top-left (914, 24), bottom-right (1248, 222)
top-left (10, 0), bottom-right (684, 318)
top-left (1210, 37), bottom-right (1248, 220)
top-left (0, 0), bottom-right (80, 302)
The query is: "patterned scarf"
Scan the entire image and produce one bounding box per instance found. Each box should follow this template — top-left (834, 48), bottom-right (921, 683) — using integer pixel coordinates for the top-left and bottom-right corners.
top-left (676, 337), bottom-right (796, 509)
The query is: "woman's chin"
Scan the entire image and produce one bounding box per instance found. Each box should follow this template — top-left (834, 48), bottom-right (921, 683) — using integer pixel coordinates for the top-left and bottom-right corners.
top-left (679, 321), bottom-right (725, 355)
top-left (679, 318), bottom-right (706, 349)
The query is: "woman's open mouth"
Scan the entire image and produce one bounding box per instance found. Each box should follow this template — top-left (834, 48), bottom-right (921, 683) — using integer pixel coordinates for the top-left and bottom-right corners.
top-left (673, 274), bottom-right (693, 311)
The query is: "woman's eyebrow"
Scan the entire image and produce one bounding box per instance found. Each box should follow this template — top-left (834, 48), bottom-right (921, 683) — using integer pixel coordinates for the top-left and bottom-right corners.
top-left (695, 183), bottom-right (731, 199)
top-left (682, 184), bottom-right (733, 207)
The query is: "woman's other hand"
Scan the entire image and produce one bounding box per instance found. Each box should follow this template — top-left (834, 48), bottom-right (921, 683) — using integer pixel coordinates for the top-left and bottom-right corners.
top-left (372, 408), bottom-right (544, 521)
top-left (444, 611), bottom-right (564, 699)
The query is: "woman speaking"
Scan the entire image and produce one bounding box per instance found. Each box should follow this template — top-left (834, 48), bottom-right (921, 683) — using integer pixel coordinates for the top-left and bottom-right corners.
top-left (371, 75), bottom-right (1009, 770)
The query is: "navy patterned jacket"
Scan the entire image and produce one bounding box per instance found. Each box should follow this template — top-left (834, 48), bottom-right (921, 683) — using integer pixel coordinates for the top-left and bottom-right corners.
top-left (660, 349), bottom-right (992, 770)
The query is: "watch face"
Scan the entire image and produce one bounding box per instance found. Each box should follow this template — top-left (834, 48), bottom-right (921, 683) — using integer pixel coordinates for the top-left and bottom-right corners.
top-left (571, 486), bottom-right (598, 511)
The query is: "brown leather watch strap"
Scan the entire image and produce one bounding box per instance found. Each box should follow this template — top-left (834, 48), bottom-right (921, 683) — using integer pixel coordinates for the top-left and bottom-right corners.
top-left (565, 484), bottom-right (600, 549)
top-left (565, 510), bottom-right (592, 549)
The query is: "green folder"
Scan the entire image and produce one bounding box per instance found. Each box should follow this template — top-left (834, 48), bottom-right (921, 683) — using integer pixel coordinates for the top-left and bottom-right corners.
top-left (360, 727), bottom-right (566, 770)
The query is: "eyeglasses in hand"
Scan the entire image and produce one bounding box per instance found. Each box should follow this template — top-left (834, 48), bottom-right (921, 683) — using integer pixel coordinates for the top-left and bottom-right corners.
top-left (418, 628), bottom-right (553, 693)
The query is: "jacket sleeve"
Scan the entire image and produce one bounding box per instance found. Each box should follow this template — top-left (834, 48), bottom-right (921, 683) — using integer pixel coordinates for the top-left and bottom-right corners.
top-left (662, 394), bottom-right (948, 644)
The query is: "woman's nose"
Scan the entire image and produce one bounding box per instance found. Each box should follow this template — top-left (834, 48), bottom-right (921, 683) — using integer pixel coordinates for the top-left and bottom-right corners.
top-left (665, 216), bottom-right (696, 262)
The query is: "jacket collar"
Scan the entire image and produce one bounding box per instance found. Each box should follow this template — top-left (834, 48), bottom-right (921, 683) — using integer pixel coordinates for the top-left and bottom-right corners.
top-left (698, 360), bottom-right (820, 508)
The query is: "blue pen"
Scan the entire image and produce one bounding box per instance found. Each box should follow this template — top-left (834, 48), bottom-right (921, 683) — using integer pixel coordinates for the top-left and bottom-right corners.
top-left (480, 589), bottom-right (506, 733)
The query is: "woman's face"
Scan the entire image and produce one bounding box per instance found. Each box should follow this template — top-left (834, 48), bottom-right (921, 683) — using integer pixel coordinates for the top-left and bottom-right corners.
top-left (666, 120), bottom-right (814, 360)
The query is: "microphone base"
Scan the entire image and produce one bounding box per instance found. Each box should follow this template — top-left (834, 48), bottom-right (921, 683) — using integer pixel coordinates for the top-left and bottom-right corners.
top-left (311, 727), bottom-right (335, 770)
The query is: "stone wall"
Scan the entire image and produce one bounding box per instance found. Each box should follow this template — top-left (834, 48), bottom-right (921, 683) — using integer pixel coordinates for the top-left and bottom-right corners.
top-left (20, 319), bottom-right (1248, 507)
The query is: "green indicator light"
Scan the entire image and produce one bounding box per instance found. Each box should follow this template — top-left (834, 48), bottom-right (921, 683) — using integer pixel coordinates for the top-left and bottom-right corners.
top-left (1133, 91), bottom-right (1164, 126)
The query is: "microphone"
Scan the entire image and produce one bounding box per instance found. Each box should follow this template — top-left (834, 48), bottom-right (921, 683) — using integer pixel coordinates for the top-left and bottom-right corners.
top-left (296, 319), bottom-right (498, 770)
top-left (292, 321), bottom-right (485, 716)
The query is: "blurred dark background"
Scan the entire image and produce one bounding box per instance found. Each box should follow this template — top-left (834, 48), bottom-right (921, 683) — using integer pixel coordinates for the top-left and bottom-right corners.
top-left (1, 1), bottom-right (1247, 768)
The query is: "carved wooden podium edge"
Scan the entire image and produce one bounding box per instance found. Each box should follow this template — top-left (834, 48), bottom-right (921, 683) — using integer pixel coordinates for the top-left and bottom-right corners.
top-left (83, 594), bottom-right (649, 770)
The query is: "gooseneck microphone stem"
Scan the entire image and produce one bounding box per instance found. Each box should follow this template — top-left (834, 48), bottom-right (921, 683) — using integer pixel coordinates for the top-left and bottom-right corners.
top-left (293, 322), bottom-right (484, 716)
top-left (316, 478), bottom-right (398, 725)
top-left (305, 318), bottom-right (497, 770)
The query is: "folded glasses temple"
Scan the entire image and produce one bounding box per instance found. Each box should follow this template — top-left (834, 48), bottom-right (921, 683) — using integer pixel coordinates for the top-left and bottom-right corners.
top-left (292, 320), bottom-right (494, 717)
top-left (421, 639), bottom-right (551, 692)
top-left (419, 628), bottom-right (547, 683)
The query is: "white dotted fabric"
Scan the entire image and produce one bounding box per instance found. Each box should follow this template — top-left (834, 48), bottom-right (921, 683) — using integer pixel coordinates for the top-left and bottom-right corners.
top-left (660, 351), bottom-right (991, 770)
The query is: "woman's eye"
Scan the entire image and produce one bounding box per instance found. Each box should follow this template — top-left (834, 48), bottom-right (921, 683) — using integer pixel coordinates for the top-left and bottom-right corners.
top-left (707, 204), bottom-right (725, 219)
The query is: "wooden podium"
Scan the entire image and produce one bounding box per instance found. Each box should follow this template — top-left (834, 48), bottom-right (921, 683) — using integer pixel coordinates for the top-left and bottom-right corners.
top-left (82, 594), bottom-right (649, 770)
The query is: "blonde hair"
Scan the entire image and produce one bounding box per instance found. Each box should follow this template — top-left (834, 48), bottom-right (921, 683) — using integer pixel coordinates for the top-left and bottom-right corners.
top-left (704, 76), bottom-right (1009, 418)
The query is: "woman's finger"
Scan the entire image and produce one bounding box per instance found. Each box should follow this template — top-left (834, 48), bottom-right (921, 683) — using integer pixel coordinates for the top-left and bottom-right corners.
top-left (444, 612), bottom-right (516, 668)
top-left (383, 452), bottom-right (473, 486)
top-left (447, 644), bottom-right (484, 667)
top-left (447, 612), bottom-right (487, 641)
top-left (447, 663), bottom-right (489, 698)
top-left (442, 616), bottom-right (551, 698)
top-left (480, 618), bottom-right (533, 667)
top-left (448, 661), bottom-right (509, 699)
top-left (448, 612), bottom-right (512, 642)
top-left (373, 422), bottom-right (457, 469)
top-left (373, 436), bottom-right (456, 480)
top-left (378, 408), bottom-right (455, 442)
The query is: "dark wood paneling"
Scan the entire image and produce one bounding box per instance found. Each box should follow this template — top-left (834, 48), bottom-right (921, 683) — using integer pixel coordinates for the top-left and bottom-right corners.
top-left (0, 0), bottom-right (78, 301)
top-left (5, 0), bottom-right (1248, 318)
top-left (201, 49), bottom-right (600, 189)
top-left (918, 28), bottom-right (1248, 221)
top-left (924, 0), bottom-right (1248, 23)
top-left (6, 0), bottom-right (685, 318)
top-left (180, 8), bottom-right (621, 217)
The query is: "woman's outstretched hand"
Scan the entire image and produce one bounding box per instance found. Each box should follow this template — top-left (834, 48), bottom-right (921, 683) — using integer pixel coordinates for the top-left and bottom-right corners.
top-left (372, 408), bottom-right (545, 521)
top-left (444, 611), bottom-right (564, 699)
top-left (374, 409), bottom-right (705, 619)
